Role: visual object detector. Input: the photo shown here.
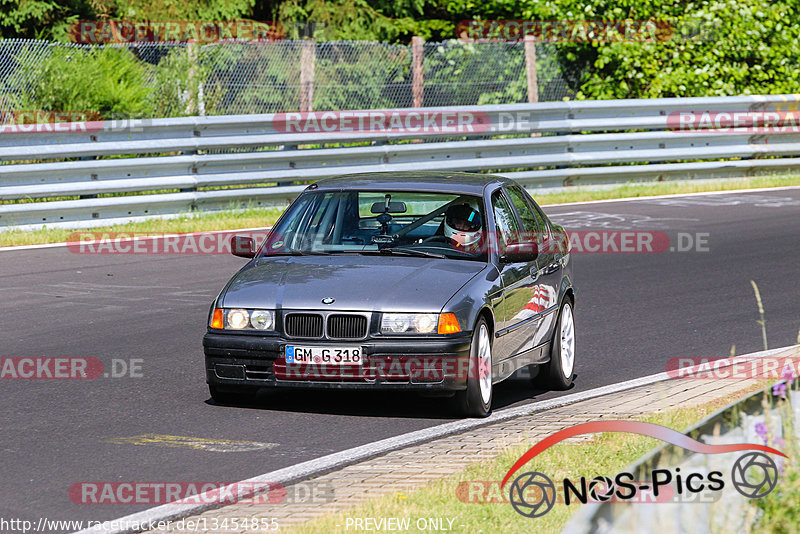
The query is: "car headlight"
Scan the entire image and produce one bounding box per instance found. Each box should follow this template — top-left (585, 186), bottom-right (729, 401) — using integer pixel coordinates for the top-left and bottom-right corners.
top-left (381, 313), bottom-right (441, 334)
top-left (227, 309), bottom-right (250, 329)
top-left (250, 310), bottom-right (274, 330)
top-left (210, 308), bottom-right (275, 331)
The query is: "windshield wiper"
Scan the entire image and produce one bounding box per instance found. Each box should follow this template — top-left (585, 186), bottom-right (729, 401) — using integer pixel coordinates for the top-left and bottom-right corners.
top-left (265, 250), bottom-right (331, 256)
top-left (320, 249), bottom-right (448, 259)
top-left (386, 248), bottom-right (447, 258)
top-left (377, 247), bottom-right (447, 259)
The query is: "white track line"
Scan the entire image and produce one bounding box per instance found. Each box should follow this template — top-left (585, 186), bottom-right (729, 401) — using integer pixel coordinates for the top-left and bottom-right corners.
top-left (7, 184), bottom-right (800, 253)
top-left (76, 345), bottom-right (796, 534)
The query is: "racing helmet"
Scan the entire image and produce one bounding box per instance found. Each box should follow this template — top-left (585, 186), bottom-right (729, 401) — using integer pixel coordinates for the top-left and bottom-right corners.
top-left (444, 203), bottom-right (483, 252)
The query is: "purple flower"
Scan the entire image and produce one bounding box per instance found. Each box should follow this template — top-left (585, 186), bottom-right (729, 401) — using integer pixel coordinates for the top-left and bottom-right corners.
top-left (781, 365), bottom-right (796, 381)
top-left (754, 422), bottom-right (769, 444)
top-left (773, 382), bottom-right (787, 398)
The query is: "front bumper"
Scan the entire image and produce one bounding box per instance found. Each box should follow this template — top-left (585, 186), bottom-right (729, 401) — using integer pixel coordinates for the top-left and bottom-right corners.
top-left (204, 331), bottom-right (473, 391)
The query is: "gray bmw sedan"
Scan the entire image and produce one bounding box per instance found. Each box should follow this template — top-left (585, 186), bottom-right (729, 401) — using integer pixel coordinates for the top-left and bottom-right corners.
top-left (205, 172), bottom-right (575, 417)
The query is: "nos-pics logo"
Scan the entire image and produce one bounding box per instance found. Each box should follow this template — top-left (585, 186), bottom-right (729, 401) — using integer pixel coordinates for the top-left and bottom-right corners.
top-left (502, 420), bottom-right (785, 518)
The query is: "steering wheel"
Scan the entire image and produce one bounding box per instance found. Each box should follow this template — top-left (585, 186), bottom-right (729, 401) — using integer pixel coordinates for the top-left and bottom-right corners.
top-left (421, 235), bottom-right (451, 244)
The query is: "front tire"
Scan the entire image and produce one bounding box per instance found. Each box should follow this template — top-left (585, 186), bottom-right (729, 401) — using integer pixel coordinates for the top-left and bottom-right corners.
top-left (535, 300), bottom-right (575, 390)
top-left (455, 318), bottom-right (493, 417)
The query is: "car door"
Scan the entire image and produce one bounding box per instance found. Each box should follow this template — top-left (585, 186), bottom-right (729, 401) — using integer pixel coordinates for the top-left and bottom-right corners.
top-left (490, 188), bottom-right (540, 363)
top-left (510, 186), bottom-right (562, 348)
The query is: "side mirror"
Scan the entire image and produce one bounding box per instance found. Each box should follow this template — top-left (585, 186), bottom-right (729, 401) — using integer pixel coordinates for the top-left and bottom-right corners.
top-left (231, 235), bottom-right (255, 258)
top-left (500, 242), bottom-right (538, 263)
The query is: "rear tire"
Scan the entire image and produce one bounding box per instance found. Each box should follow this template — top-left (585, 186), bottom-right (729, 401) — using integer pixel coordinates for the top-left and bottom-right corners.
top-left (208, 383), bottom-right (259, 405)
top-left (455, 318), bottom-right (493, 417)
top-left (535, 300), bottom-right (575, 390)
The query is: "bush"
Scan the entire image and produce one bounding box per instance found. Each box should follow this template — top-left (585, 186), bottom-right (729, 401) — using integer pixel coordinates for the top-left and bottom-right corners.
top-left (521, 0), bottom-right (800, 99)
top-left (153, 45), bottom-right (224, 117)
top-left (20, 46), bottom-right (156, 117)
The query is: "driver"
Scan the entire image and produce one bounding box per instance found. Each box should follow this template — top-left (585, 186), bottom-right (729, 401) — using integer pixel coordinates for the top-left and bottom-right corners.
top-left (443, 203), bottom-right (484, 253)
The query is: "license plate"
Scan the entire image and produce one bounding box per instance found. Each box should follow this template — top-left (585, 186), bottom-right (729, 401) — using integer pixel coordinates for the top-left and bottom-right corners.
top-left (285, 345), bottom-right (363, 366)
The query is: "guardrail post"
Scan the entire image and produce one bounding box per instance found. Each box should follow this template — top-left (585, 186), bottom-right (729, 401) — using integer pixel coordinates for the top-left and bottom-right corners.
top-left (412, 36), bottom-right (424, 107)
top-left (300, 40), bottom-right (316, 112)
top-left (78, 156), bottom-right (98, 198)
top-left (276, 144), bottom-right (299, 187)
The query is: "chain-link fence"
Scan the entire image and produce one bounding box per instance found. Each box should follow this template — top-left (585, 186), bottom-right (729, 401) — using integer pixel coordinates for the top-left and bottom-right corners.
top-left (0, 38), bottom-right (572, 118)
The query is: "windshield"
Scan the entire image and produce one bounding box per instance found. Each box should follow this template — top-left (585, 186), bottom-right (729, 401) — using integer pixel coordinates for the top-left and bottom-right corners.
top-left (261, 190), bottom-right (488, 261)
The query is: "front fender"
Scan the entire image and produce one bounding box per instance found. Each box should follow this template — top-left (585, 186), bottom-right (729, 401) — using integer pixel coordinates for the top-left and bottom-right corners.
top-left (442, 264), bottom-right (502, 334)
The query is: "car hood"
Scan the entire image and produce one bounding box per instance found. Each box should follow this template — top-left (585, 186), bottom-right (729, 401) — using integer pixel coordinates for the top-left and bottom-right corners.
top-left (221, 255), bottom-right (486, 312)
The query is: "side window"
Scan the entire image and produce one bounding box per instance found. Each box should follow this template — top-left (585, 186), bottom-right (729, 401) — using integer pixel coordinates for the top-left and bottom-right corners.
top-left (491, 191), bottom-right (520, 253)
top-left (531, 202), bottom-right (550, 241)
top-left (506, 186), bottom-right (541, 242)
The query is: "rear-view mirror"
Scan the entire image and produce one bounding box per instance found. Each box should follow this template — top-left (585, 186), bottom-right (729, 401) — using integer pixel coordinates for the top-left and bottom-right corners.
top-left (370, 201), bottom-right (407, 214)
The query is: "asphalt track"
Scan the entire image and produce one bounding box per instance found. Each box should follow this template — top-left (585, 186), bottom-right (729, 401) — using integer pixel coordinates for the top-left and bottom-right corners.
top-left (2, 187), bottom-right (800, 530)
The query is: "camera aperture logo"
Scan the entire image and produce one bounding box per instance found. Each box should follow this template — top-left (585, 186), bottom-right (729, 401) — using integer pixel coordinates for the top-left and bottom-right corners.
top-left (502, 420), bottom-right (786, 518)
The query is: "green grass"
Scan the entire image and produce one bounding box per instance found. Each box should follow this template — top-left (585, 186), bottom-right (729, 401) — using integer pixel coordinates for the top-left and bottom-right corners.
top-left (2, 174), bottom-right (800, 248)
top-left (285, 386), bottom-right (769, 534)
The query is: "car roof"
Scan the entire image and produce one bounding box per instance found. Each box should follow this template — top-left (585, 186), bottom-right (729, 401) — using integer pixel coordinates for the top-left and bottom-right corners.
top-left (310, 171), bottom-right (514, 195)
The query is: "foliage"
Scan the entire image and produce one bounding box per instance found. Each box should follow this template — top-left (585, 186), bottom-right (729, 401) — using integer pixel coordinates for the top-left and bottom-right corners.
top-left (9, 45), bottom-right (155, 116)
top-left (153, 44), bottom-right (225, 116)
top-left (6, 0), bottom-right (800, 105)
top-left (518, 0), bottom-right (800, 98)
top-left (0, 40), bottom-right (234, 118)
top-left (110, 0), bottom-right (256, 21)
top-left (0, 0), bottom-right (256, 41)
top-left (277, 0), bottom-right (410, 41)
top-left (0, 0), bottom-right (93, 40)
top-left (753, 381), bottom-right (800, 533)
top-left (423, 41), bottom-right (525, 105)
top-left (313, 41), bottom-right (411, 110)
top-left (197, 41), bottom-right (303, 114)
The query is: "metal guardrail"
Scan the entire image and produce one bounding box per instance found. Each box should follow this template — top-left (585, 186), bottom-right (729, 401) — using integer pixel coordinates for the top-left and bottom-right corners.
top-left (2, 94), bottom-right (800, 229)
